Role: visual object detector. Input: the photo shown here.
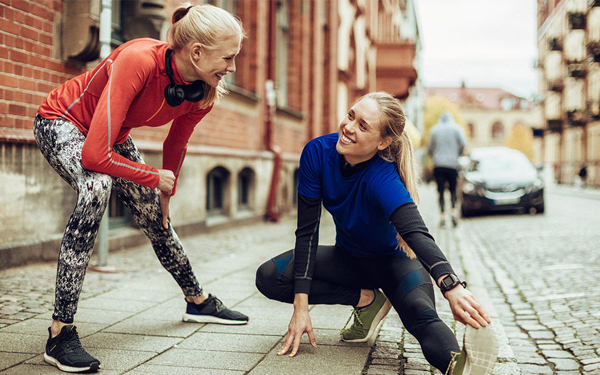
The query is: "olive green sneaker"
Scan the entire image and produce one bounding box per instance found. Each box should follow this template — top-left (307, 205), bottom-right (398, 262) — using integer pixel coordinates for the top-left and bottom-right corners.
top-left (448, 323), bottom-right (499, 375)
top-left (340, 289), bottom-right (392, 343)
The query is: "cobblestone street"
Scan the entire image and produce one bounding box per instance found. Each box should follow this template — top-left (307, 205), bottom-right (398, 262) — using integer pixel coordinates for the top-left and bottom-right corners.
top-left (1, 184), bottom-right (600, 374)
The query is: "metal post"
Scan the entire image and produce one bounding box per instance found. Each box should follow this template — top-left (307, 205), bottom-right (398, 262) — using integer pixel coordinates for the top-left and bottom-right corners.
top-left (90, 0), bottom-right (117, 273)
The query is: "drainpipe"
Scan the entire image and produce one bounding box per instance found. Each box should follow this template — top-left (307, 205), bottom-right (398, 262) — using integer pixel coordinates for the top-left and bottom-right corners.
top-left (91, 0), bottom-right (115, 272)
top-left (265, 0), bottom-right (281, 222)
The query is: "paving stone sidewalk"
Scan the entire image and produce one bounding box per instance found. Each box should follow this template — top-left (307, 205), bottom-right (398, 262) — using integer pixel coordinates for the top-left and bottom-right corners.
top-left (0, 184), bottom-right (514, 374)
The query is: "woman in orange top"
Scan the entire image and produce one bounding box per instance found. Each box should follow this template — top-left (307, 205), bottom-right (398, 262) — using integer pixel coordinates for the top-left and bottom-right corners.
top-left (35, 4), bottom-right (248, 373)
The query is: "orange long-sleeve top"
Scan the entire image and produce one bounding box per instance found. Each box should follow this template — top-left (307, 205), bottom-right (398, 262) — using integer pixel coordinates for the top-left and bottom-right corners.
top-left (38, 38), bottom-right (213, 195)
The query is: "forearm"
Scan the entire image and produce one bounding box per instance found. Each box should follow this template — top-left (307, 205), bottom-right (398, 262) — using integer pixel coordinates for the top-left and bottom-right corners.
top-left (390, 202), bottom-right (455, 281)
top-left (293, 193), bottom-right (322, 294)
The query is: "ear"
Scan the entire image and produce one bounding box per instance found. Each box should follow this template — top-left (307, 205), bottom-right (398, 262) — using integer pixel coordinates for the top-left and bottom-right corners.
top-left (377, 136), bottom-right (393, 151)
top-left (190, 42), bottom-right (203, 59)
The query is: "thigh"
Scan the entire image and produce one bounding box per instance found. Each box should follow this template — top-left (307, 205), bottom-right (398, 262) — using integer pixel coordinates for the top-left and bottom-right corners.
top-left (34, 115), bottom-right (94, 191)
top-left (433, 168), bottom-right (447, 190)
top-left (272, 245), bottom-right (377, 290)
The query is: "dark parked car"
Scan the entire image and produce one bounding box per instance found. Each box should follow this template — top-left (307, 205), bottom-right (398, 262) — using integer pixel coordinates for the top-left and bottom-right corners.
top-left (460, 147), bottom-right (544, 217)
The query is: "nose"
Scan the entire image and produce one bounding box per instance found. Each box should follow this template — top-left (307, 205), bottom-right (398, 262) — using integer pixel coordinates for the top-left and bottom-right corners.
top-left (344, 120), bottom-right (357, 133)
top-left (228, 59), bottom-right (236, 73)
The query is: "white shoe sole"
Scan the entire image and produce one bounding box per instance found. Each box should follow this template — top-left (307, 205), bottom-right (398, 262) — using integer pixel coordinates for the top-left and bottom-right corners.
top-left (182, 313), bottom-right (248, 325)
top-left (44, 353), bottom-right (100, 373)
top-left (340, 298), bottom-right (392, 343)
top-left (462, 323), bottom-right (499, 375)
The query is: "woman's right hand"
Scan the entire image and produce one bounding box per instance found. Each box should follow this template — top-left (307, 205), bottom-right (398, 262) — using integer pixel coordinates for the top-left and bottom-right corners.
top-left (157, 169), bottom-right (175, 195)
top-left (278, 293), bottom-right (317, 357)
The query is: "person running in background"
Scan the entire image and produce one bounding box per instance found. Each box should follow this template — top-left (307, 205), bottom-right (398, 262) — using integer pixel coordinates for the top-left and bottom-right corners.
top-left (255, 92), bottom-right (498, 375)
top-left (428, 111), bottom-right (467, 228)
top-left (34, 4), bottom-right (248, 373)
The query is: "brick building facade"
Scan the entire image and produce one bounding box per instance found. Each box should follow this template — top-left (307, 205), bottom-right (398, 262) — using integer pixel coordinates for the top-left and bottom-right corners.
top-left (0, 0), bottom-right (421, 268)
top-left (537, 0), bottom-right (600, 186)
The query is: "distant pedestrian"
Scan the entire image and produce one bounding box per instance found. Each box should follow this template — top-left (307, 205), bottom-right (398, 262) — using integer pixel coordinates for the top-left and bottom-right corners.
top-left (34, 4), bottom-right (248, 373)
top-left (428, 111), bottom-right (467, 228)
top-left (255, 92), bottom-right (498, 374)
top-left (578, 164), bottom-right (588, 188)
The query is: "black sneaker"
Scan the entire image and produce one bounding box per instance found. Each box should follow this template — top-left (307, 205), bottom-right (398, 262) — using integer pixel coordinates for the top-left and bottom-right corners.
top-left (182, 294), bottom-right (249, 325)
top-left (44, 325), bottom-right (100, 373)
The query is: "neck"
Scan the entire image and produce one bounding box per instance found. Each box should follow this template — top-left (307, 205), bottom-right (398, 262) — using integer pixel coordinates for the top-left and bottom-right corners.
top-left (172, 49), bottom-right (197, 83)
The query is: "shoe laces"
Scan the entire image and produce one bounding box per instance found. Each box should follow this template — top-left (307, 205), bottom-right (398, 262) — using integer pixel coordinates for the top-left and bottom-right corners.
top-left (59, 327), bottom-right (84, 353)
top-left (444, 350), bottom-right (461, 375)
top-left (207, 295), bottom-right (224, 312)
top-left (341, 306), bottom-right (364, 332)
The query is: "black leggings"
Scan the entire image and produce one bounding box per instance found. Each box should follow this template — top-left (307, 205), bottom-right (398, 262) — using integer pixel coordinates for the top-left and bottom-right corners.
top-left (433, 167), bottom-right (459, 212)
top-left (255, 246), bottom-right (460, 371)
top-left (33, 114), bottom-right (203, 323)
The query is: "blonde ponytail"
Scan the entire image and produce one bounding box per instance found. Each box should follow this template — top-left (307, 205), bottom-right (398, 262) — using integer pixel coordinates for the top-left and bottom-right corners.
top-left (358, 92), bottom-right (421, 259)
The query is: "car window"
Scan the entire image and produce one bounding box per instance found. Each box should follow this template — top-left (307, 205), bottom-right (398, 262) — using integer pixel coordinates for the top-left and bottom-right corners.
top-left (469, 152), bottom-right (534, 173)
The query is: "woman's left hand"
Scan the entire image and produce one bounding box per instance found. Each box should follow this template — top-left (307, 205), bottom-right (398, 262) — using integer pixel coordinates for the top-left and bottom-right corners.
top-left (159, 192), bottom-right (171, 229)
top-left (444, 285), bottom-right (491, 328)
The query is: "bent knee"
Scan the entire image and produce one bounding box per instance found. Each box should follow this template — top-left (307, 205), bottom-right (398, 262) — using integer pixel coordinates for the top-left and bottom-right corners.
top-left (255, 260), bottom-right (280, 299)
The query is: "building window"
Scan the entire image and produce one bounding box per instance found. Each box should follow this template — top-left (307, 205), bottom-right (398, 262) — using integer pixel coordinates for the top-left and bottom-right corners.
top-left (491, 121), bottom-right (504, 140)
top-left (211, 0), bottom-right (238, 86)
top-left (468, 123), bottom-right (475, 139)
top-left (276, 0), bottom-right (290, 107)
top-left (206, 166), bottom-right (230, 215)
top-left (237, 167), bottom-right (254, 209)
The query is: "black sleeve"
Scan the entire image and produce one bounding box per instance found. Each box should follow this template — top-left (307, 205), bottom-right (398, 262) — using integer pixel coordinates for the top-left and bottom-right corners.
top-left (293, 192), bottom-right (322, 295)
top-left (389, 202), bottom-right (455, 283)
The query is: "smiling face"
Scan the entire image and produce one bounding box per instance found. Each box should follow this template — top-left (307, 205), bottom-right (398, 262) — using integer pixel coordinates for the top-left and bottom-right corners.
top-left (336, 98), bottom-right (392, 166)
top-left (190, 33), bottom-right (241, 87)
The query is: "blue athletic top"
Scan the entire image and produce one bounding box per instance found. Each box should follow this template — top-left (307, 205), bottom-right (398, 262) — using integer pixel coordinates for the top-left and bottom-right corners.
top-left (298, 133), bottom-right (412, 257)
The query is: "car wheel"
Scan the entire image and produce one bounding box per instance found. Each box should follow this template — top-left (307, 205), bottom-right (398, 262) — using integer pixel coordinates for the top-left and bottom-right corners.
top-left (535, 203), bottom-right (544, 214)
top-left (461, 207), bottom-right (472, 218)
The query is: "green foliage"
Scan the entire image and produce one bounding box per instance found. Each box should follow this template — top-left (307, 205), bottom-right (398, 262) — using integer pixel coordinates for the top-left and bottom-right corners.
top-left (423, 96), bottom-right (469, 146)
top-left (505, 123), bottom-right (534, 160)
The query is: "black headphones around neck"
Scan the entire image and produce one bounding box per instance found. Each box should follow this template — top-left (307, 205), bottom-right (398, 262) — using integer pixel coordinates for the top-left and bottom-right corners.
top-left (164, 49), bottom-right (205, 107)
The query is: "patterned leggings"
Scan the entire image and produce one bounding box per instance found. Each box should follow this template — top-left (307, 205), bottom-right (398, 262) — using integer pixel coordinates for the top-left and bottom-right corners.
top-left (33, 114), bottom-right (203, 323)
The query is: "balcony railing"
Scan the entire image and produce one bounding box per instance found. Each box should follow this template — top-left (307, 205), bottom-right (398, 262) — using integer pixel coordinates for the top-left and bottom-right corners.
top-left (587, 100), bottom-right (600, 120)
top-left (568, 62), bottom-right (587, 78)
top-left (567, 110), bottom-right (586, 126)
top-left (548, 79), bottom-right (564, 92)
top-left (547, 119), bottom-right (563, 132)
top-left (588, 41), bottom-right (600, 63)
top-left (549, 38), bottom-right (563, 51)
top-left (568, 12), bottom-right (586, 30)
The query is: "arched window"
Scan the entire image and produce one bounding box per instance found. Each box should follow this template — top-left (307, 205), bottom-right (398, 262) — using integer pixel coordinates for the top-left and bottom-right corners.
top-left (468, 123), bottom-right (475, 139)
top-left (237, 167), bottom-right (255, 210)
top-left (206, 166), bottom-right (230, 215)
top-left (491, 121), bottom-right (504, 140)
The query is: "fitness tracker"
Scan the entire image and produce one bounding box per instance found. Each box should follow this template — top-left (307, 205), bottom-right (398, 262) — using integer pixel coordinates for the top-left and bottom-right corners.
top-left (439, 274), bottom-right (467, 296)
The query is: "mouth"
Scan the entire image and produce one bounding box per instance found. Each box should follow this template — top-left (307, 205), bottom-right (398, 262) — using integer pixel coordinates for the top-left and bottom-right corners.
top-left (215, 73), bottom-right (226, 80)
top-left (339, 132), bottom-right (354, 145)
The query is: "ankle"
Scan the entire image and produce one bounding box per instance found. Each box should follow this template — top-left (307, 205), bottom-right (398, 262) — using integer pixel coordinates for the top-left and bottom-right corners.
top-left (186, 292), bottom-right (209, 305)
top-left (356, 289), bottom-right (375, 308)
top-left (50, 320), bottom-right (68, 338)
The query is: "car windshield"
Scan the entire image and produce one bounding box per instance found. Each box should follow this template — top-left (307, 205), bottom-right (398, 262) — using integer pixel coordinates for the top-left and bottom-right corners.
top-left (469, 152), bottom-right (534, 173)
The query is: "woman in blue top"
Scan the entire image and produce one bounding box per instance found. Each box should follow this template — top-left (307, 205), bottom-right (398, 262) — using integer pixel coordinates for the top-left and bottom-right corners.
top-left (256, 92), bottom-right (498, 374)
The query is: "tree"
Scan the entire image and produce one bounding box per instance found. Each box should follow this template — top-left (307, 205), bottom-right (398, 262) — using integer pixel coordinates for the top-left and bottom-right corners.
top-left (423, 96), bottom-right (468, 147)
top-left (505, 123), bottom-right (534, 160)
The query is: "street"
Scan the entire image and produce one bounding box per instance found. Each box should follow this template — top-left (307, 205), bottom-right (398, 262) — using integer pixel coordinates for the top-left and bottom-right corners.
top-left (0, 184), bottom-right (599, 374)
top-left (461, 186), bottom-right (600, 375)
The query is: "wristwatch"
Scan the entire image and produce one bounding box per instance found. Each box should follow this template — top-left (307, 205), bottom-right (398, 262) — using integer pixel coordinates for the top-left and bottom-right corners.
top-left (439, 274), bottom-right (467, 296)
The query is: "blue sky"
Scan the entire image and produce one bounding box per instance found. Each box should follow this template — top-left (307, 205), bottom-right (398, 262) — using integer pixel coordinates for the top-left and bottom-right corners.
top-left (416, 0), bottom-right (538, 98)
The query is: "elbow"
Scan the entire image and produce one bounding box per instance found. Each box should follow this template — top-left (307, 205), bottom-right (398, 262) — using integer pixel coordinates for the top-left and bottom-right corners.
top-left (81, 144), bottom-right (105, 172)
